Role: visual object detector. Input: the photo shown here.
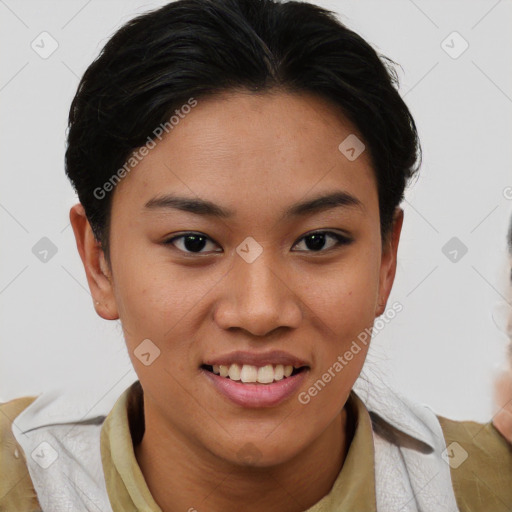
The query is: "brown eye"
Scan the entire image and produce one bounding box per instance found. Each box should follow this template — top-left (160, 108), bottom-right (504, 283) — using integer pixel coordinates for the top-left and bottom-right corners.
top-left (292, 231), bottom-right (352, 253)
top-left (163, 233), bottom-right (222, 254)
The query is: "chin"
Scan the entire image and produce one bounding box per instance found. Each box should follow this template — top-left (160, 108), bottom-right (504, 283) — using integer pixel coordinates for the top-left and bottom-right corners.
top-left (224, 438), bottom-right (303, 469)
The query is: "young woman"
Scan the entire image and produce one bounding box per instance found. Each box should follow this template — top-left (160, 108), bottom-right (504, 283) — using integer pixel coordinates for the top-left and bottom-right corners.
top-left (1, 0), bottom-right (511, 510)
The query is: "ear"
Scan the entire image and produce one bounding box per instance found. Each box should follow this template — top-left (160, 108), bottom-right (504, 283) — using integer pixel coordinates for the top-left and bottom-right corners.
top-left (375, 207), bottom-right (404, 318)
top-left (69, 203), bottom-right (119, 320)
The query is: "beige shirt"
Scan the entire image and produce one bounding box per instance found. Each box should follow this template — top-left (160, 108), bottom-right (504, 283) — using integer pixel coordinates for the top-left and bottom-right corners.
top-left (1, 380), bottom-right (512, 511)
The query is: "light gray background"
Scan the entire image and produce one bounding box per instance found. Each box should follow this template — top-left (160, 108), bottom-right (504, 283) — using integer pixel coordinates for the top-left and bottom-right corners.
top-left (1, 0), bottom-right (511, 422)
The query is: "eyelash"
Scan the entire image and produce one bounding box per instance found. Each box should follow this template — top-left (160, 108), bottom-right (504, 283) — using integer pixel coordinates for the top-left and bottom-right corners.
top-left (163, 230), bottom-right (352, 255)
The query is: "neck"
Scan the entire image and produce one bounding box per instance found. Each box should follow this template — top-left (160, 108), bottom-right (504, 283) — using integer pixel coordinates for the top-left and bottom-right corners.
top-left (134, 400), bottom-right (353, 512)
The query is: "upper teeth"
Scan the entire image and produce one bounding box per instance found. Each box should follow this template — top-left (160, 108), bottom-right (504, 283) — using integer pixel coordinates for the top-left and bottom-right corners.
top-left (212, 363), bottom-right (296, 383)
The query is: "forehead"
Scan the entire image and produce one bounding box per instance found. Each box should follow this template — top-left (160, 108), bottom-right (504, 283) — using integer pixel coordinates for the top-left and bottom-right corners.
top-left (112, 90), bottom-right (378, 218)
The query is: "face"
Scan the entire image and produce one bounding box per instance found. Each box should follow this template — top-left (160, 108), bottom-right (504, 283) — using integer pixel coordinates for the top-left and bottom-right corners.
top-left (71, 90), bottom-right (402, 468)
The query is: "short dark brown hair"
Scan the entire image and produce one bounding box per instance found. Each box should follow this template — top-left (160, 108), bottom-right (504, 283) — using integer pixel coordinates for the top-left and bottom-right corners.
top-left (65, 0), bottom-right (421, 263)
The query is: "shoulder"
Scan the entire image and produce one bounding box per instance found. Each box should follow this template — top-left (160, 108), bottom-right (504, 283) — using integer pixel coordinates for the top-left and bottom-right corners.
top-left (437, 414), bottom-right (512, 511)
top-left (0, 396), bottom-right (42, 511)
top-left (353, 378), bottom-right (512, 511)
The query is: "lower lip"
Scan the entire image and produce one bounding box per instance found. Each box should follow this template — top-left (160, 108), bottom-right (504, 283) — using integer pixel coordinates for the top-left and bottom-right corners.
top-left (201, 368), bottom-right (309, 408)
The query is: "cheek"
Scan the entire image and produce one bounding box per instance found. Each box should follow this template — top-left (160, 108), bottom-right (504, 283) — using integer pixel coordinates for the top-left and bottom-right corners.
top-left (304, 255), bottom-right (380, 337)
top-left (112, 250), bottom-right (219, 349)
top-left (109, 245), bottom-right (179, 334)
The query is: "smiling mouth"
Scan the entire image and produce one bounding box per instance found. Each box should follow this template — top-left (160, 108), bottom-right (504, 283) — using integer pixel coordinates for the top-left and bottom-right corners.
top-left (201, 363), bottom-right (308, 384)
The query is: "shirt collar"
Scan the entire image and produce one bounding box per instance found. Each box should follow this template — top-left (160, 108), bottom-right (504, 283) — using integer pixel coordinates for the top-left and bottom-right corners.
top-left (353, 374), bottom-right (439, 452)
top-left (16, 376), bottom-right (437, 510)
top-left (12, 369), bottom-right (438, 455)
top-left (12, 379), bottom-right (128, 434)
top-left (100, 380), bottom-right (378, 512)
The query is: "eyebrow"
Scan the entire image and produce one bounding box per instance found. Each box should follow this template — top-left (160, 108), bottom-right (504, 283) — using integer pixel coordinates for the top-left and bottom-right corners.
top-left (143, 190), bottom-right (365, 220)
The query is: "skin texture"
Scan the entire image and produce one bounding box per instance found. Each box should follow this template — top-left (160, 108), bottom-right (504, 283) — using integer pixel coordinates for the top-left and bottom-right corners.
top-left (70, 90), bottom-right (403, 512)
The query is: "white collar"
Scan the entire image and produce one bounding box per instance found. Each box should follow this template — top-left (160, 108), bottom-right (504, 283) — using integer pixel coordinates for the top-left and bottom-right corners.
top-left (14, 373), bottom-right (439, 454)
top-left (13, 376), bottom-right (137, 435)
top-left (353, 372), bottom-right (440, 452)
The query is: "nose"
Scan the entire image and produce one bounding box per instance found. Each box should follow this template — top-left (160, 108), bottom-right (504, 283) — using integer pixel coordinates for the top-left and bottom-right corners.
top-left (213, 249), bottom-right (302, 337)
